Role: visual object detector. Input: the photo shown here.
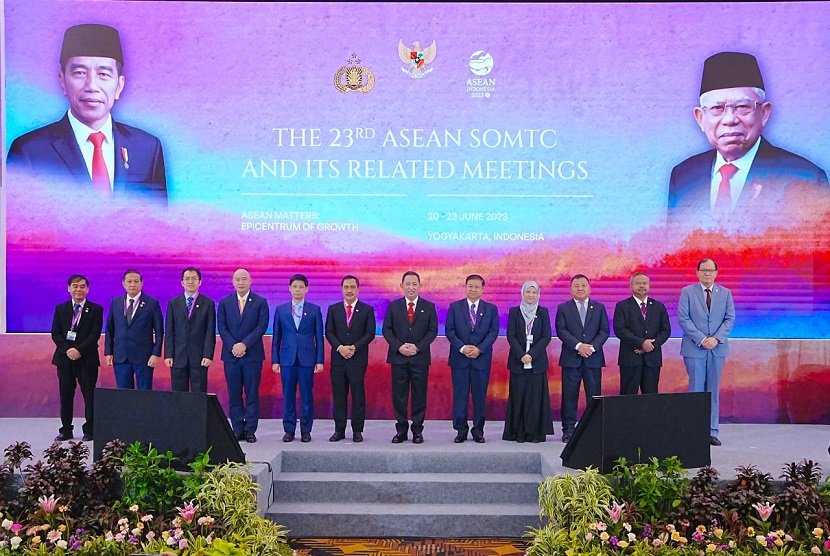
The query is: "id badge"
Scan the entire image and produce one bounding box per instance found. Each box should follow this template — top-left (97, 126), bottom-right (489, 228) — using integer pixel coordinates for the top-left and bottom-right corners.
top-left (66, 331), bottom-right (77, 341)
top-left (526, 334), bottom-right (533, 342)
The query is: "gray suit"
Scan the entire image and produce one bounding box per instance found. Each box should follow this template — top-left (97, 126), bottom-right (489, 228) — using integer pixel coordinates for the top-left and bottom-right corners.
top-left (677, 283), bottom-right (735, 435)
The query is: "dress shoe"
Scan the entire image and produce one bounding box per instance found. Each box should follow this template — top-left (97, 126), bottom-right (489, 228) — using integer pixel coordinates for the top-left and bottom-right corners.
top-left (54, 432), bottom-right (73, 442)
top-left (473, 435), bottom-right (485, 444)
top-left (391, 433), bottom-right (407, 444)
top-left (329, 432), bottom-right (345, 442)
top-left (301, 432), bottom-right (312, 443)
top-left (516, 435), bottom-right (527, 443)
top-left (412, 433), bottom-right (424, 444)
top-left (235, 431), bottom-right (246, 441)
top-left (82, 434), bottom-right (93, 442)
top-left (282, 432), bottom-right (295, 442)
top-left (353, 432), bottom-right (363, 443)
top-left (454, 433), bottom-right (466, 443)
top-left (562, 431), bottom-right (573, 443)
top-left (710, 436), bottom-right (722, 446)
top-left (245, 431), bottom-right (257, 443)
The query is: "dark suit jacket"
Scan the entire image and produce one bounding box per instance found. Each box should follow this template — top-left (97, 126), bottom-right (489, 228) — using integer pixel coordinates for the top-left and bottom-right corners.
top-left (7, 114), bottom-right (167, 202)
top-left (51, 299), bottom-right (104, 368)
top-left (164, 293), bottom-right (216, 368)
top-left (677, 283), bottom-right (735, 359)
top-left (613, 296), bottom-right (671, 367)
top-left (445, 299), bottom-right (499, 371)
top-left (217, 292), bottom-right (269, 362)
top-left (506, 305), bottom-right (551, 374)
top-left (325, 300), bottom-right (376, 368)
top-left (382, 297), bottom-right (438, 366)
top-left (272, 301), bottom-right (325, 367)
top-left (104, 293), bottom-right (164, 364)
top-left (668, 137), bottom-right (828, 226)
top-left (555, 298), bottom-right (609, 369)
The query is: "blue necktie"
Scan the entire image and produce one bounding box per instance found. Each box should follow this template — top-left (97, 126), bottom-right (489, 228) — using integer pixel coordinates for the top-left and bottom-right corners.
top-left (73, 303), bottom-right (81, 317)
top-left (186, 296), bottom-right (194, 315)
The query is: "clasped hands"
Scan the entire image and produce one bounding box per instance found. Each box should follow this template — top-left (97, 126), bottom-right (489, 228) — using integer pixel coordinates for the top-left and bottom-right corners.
top-left (633, 339), bottom-right (656, 355)
top-left (577, 344), bottom-right (595, 358)
top-left (462, 345), bottom-right (482, 358)
top-left (398, 342), bottom-right (419, 356)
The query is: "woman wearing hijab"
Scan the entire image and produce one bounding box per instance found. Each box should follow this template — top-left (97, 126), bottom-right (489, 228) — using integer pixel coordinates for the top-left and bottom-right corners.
top-left (502, 281), bottom-right (555, 442)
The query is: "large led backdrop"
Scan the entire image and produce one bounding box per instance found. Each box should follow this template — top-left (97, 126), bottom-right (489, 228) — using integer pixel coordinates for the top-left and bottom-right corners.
top-left (3, 1), bottom-right (829, 423)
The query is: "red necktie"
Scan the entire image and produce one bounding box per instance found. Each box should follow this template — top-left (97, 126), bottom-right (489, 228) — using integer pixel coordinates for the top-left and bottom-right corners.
top-left (88, 132), bottom-right (111, 195)
top-left (407, 301), bottom-right (415, 324)
top-left (346, 303), bottom-right (353, 326)
top-left (714, 163), bottom-right (737, 219)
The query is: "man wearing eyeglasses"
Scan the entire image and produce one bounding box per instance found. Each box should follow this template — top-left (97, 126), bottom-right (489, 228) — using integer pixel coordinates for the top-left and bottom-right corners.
top-left (164, 268), bottom-right (216, 393)
top-left (677, 259), bottom-right (734, 447)
top-left (668, 52), bottom-right (827, 228)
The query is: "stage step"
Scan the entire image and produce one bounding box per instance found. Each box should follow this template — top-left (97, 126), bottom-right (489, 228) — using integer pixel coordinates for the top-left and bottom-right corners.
top-left (267, 502), bottom-right (541, 538)
top-left (265, 449), bottom-right (545, 538)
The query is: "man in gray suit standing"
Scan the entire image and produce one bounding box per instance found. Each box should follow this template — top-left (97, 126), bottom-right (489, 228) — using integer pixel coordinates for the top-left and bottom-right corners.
top-left (677, 258), bottom-right (735, 446)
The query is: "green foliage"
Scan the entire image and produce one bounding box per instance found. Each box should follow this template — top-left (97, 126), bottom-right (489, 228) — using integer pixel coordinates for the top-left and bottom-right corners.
top-left (117, 441), bottom-right (212, 518)
top-left (196, 462), bottom-right (289, 556)
top-left (538, 467), bottom-right (614, 532)
top-left (611, 456), bottom-right (688, 525)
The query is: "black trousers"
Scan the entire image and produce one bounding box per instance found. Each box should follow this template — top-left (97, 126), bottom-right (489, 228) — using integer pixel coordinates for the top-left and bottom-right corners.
top-left (57, 362), bottom-right (98, 436)
top-left (171, 365), bottom-right (208, 393)
top-left (391, 363), bottom-right (429, 435)
top-left (330, 364), bottom-right (367, 433)
top-left (619, 364), bottom-right (660, 395)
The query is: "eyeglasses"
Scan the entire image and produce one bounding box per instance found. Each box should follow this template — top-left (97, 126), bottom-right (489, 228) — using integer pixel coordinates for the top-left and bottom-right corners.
top-left (701, 100), bottom-right (760, 117)
top-left (697, 269), bottom-right (718, 274)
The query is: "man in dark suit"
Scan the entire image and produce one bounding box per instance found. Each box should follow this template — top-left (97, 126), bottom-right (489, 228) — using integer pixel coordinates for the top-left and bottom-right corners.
top-left (668, 52), bottom-right (827, 230)
top-left (50, 274), bottom-right (104, 442)
top-left (217, 269), bottom-right (269, 443)
top-left (613, 272), bottom-right (672, 395)
top-left (164, 267), bottom-right (216, 393)
top-left (678, 258), bottom-right (735, 446)
top-left (555, 274), bottom-right (609, 442)
top-left (325, 275), bottom-right (376, 443)
top-left (382, 271), bottom-right (438, 444)
top-left (272, 274), bottom-right (325, 443)
top-left (105, 269), bottom-right (164, 390)
top-left (445, 274), bottom-right (499, 443)
top-left (6, 24), bottom-right (166, 202)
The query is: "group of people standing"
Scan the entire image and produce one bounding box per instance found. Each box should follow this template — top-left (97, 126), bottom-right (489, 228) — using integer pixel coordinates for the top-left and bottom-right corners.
top-left (50, 259), bottom-right (734, 448)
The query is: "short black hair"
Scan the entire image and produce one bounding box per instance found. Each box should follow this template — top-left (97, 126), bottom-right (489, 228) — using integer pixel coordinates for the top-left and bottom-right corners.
top-left (289, 273), bottom-right (308, 287)
top-left (181, 267), bottom-right (202, 280)
top-left (570, 274), bottom-right (590, 285)
top-left (401, 271), bottom-right (421, 284)
top-left (341, 275), bottom-right (360, 287)
top-left (465, 274), bottom-right (485, 287)
top-left (67, 274), bottom-right (89, 287)
top-left (123, 269), bottom-right (142, 281)
top-left (697, 258), bottom-right (718, 271)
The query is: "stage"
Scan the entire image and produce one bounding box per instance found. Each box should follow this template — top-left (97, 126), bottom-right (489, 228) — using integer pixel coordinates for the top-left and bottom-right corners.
top-left (2, 418), bottom-right (828, 538)
top-left (3, 418), bottom-right (827, 476)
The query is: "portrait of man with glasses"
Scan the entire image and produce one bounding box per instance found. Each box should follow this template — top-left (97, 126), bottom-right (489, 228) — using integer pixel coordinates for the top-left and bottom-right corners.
top-left (668, 51), bottom-right (827, 229)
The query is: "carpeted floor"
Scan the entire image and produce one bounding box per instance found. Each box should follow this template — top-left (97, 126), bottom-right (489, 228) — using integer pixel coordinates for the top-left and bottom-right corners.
top-left (288, 538), bottom-right (529, 555)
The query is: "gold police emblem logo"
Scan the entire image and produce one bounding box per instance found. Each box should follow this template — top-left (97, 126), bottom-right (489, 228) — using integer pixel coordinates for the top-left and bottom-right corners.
top-left (335, 53), bottom-right (375, 93)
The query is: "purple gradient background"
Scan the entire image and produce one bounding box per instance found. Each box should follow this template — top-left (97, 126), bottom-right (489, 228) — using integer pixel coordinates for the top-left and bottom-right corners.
top-left (4, 1), bottom-right (830, 336)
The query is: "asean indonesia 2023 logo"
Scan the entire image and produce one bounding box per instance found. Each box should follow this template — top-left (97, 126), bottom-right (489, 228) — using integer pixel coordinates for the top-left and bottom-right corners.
top-left (334, 53), bottom-right (375, 93)
top-left (398, 39), bottom-right (437, 79)
top-left (467, 50), bottom-right (495, 98)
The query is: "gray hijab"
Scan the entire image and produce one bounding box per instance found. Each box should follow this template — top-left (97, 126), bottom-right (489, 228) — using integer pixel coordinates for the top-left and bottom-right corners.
top-left (520, 281), bottom-right (540, 326)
